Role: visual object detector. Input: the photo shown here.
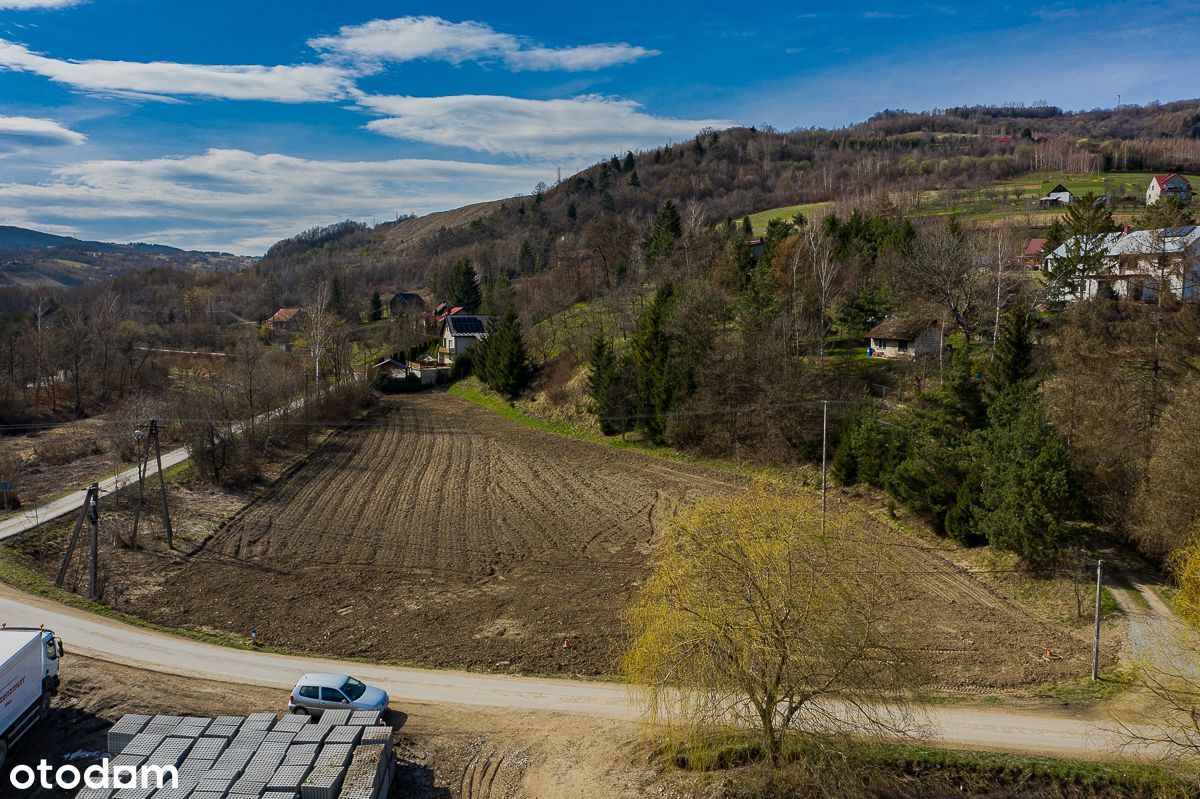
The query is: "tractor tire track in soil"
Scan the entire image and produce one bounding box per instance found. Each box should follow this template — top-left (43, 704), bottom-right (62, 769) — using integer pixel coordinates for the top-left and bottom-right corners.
top-left (121, 393), bottom-right (1106, 687)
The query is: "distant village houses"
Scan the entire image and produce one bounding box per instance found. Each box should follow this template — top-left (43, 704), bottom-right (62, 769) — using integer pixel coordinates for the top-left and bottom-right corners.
top-left (1039, 184), bottom-right (1073, 207)
top-left (267, 307), bottom-right (303, 332)
top-left (1146, 174), bottom-right (1193, 206)
top-left (867, 317), bottom-right (943, 360)
top-left (439, 314), bottom-right (490, 365)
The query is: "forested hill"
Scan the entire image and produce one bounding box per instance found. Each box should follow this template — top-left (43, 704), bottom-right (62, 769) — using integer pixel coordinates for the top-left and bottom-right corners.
top-left (252, 99), bottom-right (1200, 313)
top-left (0, 225), bottom-right (254, 288)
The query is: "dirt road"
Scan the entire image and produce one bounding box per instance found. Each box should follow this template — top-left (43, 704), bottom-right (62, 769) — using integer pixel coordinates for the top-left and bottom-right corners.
top-left (0, 580), bottom-right (1126, 760)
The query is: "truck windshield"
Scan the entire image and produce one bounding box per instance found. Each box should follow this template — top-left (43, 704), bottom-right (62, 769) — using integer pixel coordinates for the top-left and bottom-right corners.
top-left (342, 677), bottom-right (367, 700)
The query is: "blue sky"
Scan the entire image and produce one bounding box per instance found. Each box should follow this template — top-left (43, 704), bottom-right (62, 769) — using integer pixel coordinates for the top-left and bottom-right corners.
top-left (0, 0), bottom-right (1197, 254)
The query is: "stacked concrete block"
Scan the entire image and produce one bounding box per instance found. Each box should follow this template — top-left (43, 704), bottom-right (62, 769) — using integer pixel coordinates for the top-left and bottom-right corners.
top-left (245, 712), bottom-right (278, 729)
top-left (73, 789), bottom-right (114, 799)
top-left (347, 710), bottom-right (381, 726)
top-left (338, 743), bottom-right (390, 799)
top-left (292, 724), bottom-right (329, 744)
top-left (189, 736), bottom-right (229, 761)
top-left (267, 764), bottom-right (311, 792)
top-left (121, 733), bottom-right (164, 759)
top-left (112, 787), bottom-right (156, 799)
top-left (323, 725), bottom-right (362, 746)
top-left (274, 714), bottom-right (312, 731)
top-left (195, 767), bottom-right (240, 795)
top-left (190, 793), bottom-right (226, 799)
top-left (315, 709), bottom-right (351, 726)
top-left (151, 788), bottom-right (195, 799)
top-left (107, 714), bottom-right (150, 754)
top-left (108, 752), bottom-right (146, 770)
top-left (283, 744), bottom-right (318, 768)
top-left (144, 714), bottom-right (183, 737)
top-left (172, 716), bottom-right (212, 738)
top-left (228, 776), bottom-right (268, 797)
top-left (358, 726), bottom-right (391, 746)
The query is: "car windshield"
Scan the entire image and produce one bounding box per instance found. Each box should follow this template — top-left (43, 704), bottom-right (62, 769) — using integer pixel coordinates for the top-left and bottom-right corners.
top-left (341, 677), bottom-right (367, 700)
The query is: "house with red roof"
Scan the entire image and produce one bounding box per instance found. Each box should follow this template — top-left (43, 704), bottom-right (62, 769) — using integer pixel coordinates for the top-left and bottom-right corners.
top-left (1021, 237), bottom-right (1047, 265)
top-left (1146, 174), bottom-right (1192, 206)
top-left (267, 307), bottom-right (303, 332)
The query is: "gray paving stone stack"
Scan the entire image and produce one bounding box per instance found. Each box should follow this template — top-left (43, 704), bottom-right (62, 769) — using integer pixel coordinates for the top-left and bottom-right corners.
top-left (292, 724), bottom-right (329, 744)
top-left (73, 788), bottom-right (114, 799)
top-left (121, 733), bottom-right (164, 759)
top-left (347, 710), bottom-right (381, 726)
top-left (315, 709), bottom-right (351, 726)
top-left (107, 714), bottom-right (150, 754)
top-left (143, 714), bottom-right (183, 737)
top-left (323, 725), bottom-right (362, 746)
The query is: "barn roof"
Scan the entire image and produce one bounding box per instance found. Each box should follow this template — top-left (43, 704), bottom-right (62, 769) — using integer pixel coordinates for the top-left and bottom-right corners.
top-left (1024, 237), bottom-right (1047, 257)
top-left (867, 316), bottom-right (939, 341)
top-left (390, 291), bottom-right (424, 305)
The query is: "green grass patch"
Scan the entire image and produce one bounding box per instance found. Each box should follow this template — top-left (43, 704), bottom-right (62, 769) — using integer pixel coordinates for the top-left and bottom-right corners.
top-left (744, 202), bottom-right (833, 235)
top-left (665, 732), bottom-right (1192, 798)
top-left (1033, 669), bottom-right (1136, 704)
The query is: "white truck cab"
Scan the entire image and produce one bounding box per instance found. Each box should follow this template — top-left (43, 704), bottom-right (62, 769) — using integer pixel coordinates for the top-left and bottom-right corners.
top-left (0, 627), bottom-right (63, 769)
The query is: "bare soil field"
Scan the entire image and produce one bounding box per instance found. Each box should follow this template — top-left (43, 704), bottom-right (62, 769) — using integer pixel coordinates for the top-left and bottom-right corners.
top-left (10, 392), bottom-right (1115, 687)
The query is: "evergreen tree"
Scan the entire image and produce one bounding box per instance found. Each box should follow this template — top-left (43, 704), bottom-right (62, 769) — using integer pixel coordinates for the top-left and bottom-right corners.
top-left (598, 162), bottom-right (612, 191)
top-left (644, 200), bottom-right (683, 262)
top-left (628, 170), bottom-right (640, 188)
top-left (609, 154), bottom-right (622, 174)
top-left (975, 395), bottom-right (1079, 568)
top-left (623, 151), bottom-right (636, 172)
top-left (369, 291), bottom-right (384, 322)
top-left (477, 309), bottom-right (530, 399)
top-left (447, 258), bottom-right (482, 312)
top-left (944, 464), bottom-right (986, 546)
top-left (566, 201), bottom-right (577, 221)
top-left (986, 305), bottom-right (1034, 403)
top-left (938, 347), bottom-right (985, 430)
top-left (1137, 195), bottom-right (1196, 229)
top-left (329, 274), bottom-right (347, 318)
top-left (741, 216), bottom-right (753, 237)
top-left (587, 337), bottom-right (620, 435)
top-left (630, 282), bottom-right (678, 442)
top-left (1045, 193), bottom-right (1115, 300)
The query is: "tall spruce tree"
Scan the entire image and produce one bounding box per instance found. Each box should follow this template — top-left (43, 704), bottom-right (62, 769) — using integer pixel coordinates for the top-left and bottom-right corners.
top-left (478, 309), bottom-right (530, 399)
top-left (630, 282), bottom-right (677, 442)
top-left (644, 200), bottom-right (683, 262)
top-left (1045, 193), bottom-right (1115, 301)
top-left (587, 337), bottom-right (620, 435)
top-left (447, 258), bottom-right (482, 312)
top-left (623, 151), bottom-right (636, 172)
top-left (369, 291), bottom-right (384, 322)
top-left (986, 305), bottom-right (1034, 405)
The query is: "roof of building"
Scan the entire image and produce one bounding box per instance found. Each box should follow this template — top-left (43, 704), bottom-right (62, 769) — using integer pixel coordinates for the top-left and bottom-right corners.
top-left (1023, 238), bottom-right (1047, 257)
top-left (390, 291), bottom-right (424, 305)
top-left (1047, 225), bottom-right (1200, 262)
top-left (445, 314), bottom-right (490, 338)
top-left (1154, 173), bottom-right (1191, 188)
top-left (375, 357), bottom-right (406, 369)
top-left (867, 316), bottom-right (939, 341)
top-left (269, 307), bottom-right (301, 323)
top-left (1048, 184), bottom-right (1070, 194)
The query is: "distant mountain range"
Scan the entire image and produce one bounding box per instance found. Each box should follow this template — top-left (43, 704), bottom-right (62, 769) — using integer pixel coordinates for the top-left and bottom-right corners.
top-left (0, 225), bottom-right (255, 288)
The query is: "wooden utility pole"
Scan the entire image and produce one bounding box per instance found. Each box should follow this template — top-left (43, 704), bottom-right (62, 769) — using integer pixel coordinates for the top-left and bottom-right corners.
top-left (87, 483), bottom-right (99, 601)
top-left (130, 426), bottom-right (149, 551)
top-left (55, 486), bottom-right (93, 588)
top-left (150, 420), bottom-right (173, 549)
top-left (1092, 559), bottom-right (1103, 681)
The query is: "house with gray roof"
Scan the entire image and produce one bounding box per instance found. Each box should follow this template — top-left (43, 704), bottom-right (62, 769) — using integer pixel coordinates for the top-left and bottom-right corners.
top-left (1044, 225), bottom-right (1200, 302)
top-left (867, 316), bottom-right (943, 360)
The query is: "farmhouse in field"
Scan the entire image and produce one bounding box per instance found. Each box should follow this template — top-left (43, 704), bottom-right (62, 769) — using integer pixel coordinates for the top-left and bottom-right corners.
top-left (1045, 225), bottom-right (1200, 302)
top-left (1146, 174), bottom-right (1192, 206)
top-left (867, 317), bottom-right (942, 360)
top-left (440, 313), bottom-right (489, 363)
top-left (1039, 184), bottom-right (1073, 207)
top-left (267, 307), bottom-right (303, 331)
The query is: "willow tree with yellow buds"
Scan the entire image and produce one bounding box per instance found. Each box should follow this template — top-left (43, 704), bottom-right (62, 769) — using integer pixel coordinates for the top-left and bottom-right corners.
top-left (623, 481), bottom-right (929, 764)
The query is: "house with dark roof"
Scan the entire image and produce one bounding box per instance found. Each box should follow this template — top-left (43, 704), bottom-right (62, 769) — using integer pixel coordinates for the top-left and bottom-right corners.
top-left (440, 314), bottom-right (490, 362)
top-left (867, 317), bottom-right (942, 360)
top-left (1039, 184), bottom-right (1073, 207)
top-left (388, 291), bottom-right (425, 318)
top-left (1147, 174), bottom-right (1192, 206)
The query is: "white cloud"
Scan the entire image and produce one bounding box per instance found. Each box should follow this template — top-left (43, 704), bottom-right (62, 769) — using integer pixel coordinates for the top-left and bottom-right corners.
top-left (0, 149), bottom-right (552, 253)
top-left (310, 16), bottom-right (656, 72)
top-left (0, 39), bottom-right (356, 102)
top-left (0, 114), bottom-right (84, 152)
top-left (0, 0), bottom-right (83, 8)
top-left (358, 93), bottom-right (727, 157)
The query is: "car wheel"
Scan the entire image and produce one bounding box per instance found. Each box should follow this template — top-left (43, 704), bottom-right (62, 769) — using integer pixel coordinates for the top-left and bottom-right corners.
top-left (291, 707), bottom-right (309, 717)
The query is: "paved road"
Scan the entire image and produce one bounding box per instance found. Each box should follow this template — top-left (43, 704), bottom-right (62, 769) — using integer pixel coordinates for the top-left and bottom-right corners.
top-left (0, 394), bottom-right (313, 543)
top-left (0, 444), bottom-right (190, 543)
top-left (0, 582), bottom-right (1130, 759)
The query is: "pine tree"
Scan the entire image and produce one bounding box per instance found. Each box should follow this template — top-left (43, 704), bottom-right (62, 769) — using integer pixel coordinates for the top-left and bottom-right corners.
top-left (939, 346), bottom-right (984, 429)
top-left (644, 200), bottom-right (683, 262)
top-left (975, 395), bottom-right (1079, 568)
top-left (631, 282), bottom-right (677, 442)
top-left (623, 151), bottom-right (636, 172)
top-left (369, 291), bottom-right (384, 322)
top-left (628, 170), bottom-right (640, 188)
top-left (1046, 193), bottom-right (1115, 300)
top-left (986, 306), bottom-right (1034, 405)
top-left (587, 337), bottom-right (620, 435)
top-left (447, 258), bottom-right (482, 312)
top-left (741, 216), bottom-right (753, 237)
top-left (566, 201), bottom-right (577, 221)
top-left (1137, 195), bottom-right (1196, 228)
top-left (478, 310), bottom-right (530, 399)
top-left (609, 154), bottom-right (622, 174)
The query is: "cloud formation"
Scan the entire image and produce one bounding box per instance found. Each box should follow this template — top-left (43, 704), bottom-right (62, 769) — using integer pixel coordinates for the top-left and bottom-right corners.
top-left (0, 39), bottom-right (356, 102)
top-left (0, 149), bottom-right (551, 253)
top-left (0, 0), bottom-right (83, 8)
top-left (310, 16), bottom-right (656, 71)
top-left (358, 94), bottom-right (727, 157)
top-left (0, 114), bottom-right (84, 152)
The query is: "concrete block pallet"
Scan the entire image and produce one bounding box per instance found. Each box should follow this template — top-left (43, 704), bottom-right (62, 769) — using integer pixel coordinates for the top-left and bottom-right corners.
top-left (81, 712), bottom-right (394, 799)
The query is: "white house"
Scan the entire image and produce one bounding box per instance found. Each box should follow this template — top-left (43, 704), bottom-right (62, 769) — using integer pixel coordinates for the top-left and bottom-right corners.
top-left (1044, 225), bottom-right (1200, 302)
top-left (1146, 174), bottom-right (1193, 206)
top-left (440, 313), bottom-right (489, 362)
top-left (867, 317), bottom-right (943, 360)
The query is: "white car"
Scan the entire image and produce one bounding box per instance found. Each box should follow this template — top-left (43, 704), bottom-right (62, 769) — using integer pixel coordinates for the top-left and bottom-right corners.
top-left (288, 673), bottom-right (389, 718)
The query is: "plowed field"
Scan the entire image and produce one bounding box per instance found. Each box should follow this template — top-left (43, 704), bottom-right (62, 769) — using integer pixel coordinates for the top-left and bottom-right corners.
top-left (124, 393), bottom-right (1111, 685)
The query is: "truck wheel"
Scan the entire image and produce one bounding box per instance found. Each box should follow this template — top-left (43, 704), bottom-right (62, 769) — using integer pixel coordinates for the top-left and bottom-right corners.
top-left (39, 694), bottom-right (51, 720)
